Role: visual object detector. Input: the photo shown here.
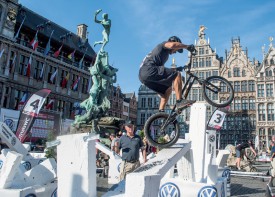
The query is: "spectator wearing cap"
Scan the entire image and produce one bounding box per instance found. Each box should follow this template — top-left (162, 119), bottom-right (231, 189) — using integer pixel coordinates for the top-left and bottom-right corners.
top-left (118, 120), bottom-right (147, 181)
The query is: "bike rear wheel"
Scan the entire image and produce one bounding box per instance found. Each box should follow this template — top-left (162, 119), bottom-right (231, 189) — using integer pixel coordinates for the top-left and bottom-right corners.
top-left (202, 76), bottom-right (234, 108)
top-left (144, 112), bottom-right (180, 148)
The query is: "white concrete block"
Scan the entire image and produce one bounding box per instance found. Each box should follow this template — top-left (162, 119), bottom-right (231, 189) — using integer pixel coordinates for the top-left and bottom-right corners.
top-left (216, 150), bottom-right (230, 167)
top-left (0, 186), bottom-right (36, 197)
top-left (177, 149), bottom-right (194, 181)
top-left (0, 151), bottom-right (23, 189)
top-left (57, 133), bottom-right (97, 197)
top-left (125, 174), bottom-right (160, 197)
top-left (102, 180), bottom-right (125, 197)
top-left (0, 122), bottom-right (28, 157)
top-left (207, 164), bottom-right (218, 184)
top-left (108, 158), bottom-right (122, 184)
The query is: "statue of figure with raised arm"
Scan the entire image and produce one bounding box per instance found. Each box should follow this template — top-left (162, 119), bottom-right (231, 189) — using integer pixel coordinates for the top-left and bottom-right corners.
top-left (94, 9), bottom-right (111, 52)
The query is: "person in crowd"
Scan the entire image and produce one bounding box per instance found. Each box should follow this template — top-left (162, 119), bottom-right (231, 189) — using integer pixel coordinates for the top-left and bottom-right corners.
top-left (236, 140), bottom-right (257, 170)
top-left (110, 133), bottom-right (120, 154)
top-left (268, 140), bottom-right (275, 186)
top-left (118, 120), bottom-right (147, 180)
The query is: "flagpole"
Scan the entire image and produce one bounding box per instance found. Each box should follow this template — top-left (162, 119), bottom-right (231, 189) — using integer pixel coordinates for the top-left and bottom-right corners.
top-left (14, 15), bottom-right (26, 42)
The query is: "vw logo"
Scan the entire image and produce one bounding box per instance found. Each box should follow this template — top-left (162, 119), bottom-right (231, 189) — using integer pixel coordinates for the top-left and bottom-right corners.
top-left (25, 194), bottom-right (36, 197)
top-left (11, 137), bottom-right (16, 146)
top-left (198, 186), bottom-right (217, 197)
top-left (51, 188), bottom-right (57, 197)
top-left (159, 182), bottom-right (180, 197)
top-left (4, 119), bottom-right (14, 131)
top-left (22, 161), bottom-right (31, 171)
top-left (208, 135), bottom-right (215, 143)
top-left (0, 160), bottom-right (3, 169)
top-left (221, 182), bottom-right (225, 197)
top-left (222, 169), bottom-right (231, 182)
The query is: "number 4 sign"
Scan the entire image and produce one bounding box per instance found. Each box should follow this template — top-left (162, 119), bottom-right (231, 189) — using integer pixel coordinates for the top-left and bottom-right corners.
top-left (208, 109), bottom-right (226, 130)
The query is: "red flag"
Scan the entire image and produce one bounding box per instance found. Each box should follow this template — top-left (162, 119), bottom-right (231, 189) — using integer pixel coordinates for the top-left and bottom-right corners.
top-left (26, 55), bottom-right (32, 78)
top-left (72, 76), bottom-right (80, 91)
top-left (53, 44), bottom-right (63, 58)
top-left (46, 99), bottom-right (54, 109)
top-left (61, 72), bottom-right (70, 88)
top-left (17, 92), bottom-right (28, 110)
top-left (15, 89), bottom-right (51, 142)
top-left (30, 31), bottom-right (39, 51)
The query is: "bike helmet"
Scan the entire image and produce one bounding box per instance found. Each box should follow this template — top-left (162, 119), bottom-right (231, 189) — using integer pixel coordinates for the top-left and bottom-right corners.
top-left (168, 36), bottom-right (183, 53)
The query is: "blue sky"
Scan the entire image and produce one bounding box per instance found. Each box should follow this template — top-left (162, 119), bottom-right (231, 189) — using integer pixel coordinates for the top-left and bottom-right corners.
top-left (19, 0), bottom-right (275, 95)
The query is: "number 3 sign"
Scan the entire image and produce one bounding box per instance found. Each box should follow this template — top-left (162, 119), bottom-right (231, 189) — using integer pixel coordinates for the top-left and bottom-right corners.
top-left (208, 109), bottom-right (226, 130)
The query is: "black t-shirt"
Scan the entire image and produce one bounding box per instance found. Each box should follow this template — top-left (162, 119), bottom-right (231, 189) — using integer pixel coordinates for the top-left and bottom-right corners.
top-left (118, 134), bottom-right (143, 162)
top-left (236, 141), bottom-right (252, 151)
top-left (139, 42), bottom-right (171, 79)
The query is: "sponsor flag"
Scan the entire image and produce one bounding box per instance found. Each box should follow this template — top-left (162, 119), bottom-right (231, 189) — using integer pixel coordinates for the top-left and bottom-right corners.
top-left (50, 69), bottom-right (58, 83)
top-left (0, 48), bottom-right (4, 59)
top-left (61, 72), bottom-right (70, 88)
top-left (14, 15), bottom-right (26, 41)
top-left (30, 30), bottom-right (39, 51)
top-left (10, 54), bottom-right (17, 73)
top-left (43, 30), bottom-right (54, 56)
top-left (39, 63), bottom-right (45, 80)
top-left (46, 99), bottom-right (54, 109)
top-left (53, 44), bottom-right (63, 58)
top-left (72, 76), bottom-right (80, 91)
top-left (17, 92), bottom-right (28, 110)
top-left (68, 49), bottom-right (75, 60)
top-left (26, 55), bottom-right (32, 78)
top-left (15, 89), bottom-right (51, 142)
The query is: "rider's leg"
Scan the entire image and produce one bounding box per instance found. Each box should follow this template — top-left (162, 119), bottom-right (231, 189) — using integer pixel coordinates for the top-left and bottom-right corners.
top-left (159, 87), bottom-right (172, 111)
top-left (173, 72), bottom-right (196, 109)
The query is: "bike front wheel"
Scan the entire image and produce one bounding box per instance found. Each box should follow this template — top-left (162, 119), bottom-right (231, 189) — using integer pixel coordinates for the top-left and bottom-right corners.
top-left (144, 112), bottom-right (180, 148)
top-left (202, 76), bottom-right (234, 108)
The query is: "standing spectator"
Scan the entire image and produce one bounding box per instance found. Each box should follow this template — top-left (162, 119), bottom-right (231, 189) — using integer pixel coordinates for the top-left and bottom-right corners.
top-left (269, 141), bottom-right (275, 186)
top-left (110, 133), bottom-right (120, 154)
top-left (118, 120), bottom-right (147, 181)
top-left (236, 140), bottom-right (257, 170)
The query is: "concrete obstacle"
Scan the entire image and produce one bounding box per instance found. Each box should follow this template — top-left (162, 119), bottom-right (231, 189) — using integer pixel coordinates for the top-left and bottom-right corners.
top-left (104, 103), bottom-right (231, 197)
top-left (0, 122), bottom-right (57, 197)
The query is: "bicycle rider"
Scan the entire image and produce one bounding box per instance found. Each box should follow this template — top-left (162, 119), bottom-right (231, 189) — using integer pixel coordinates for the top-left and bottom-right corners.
top-left (139, 36), bottom-right (196, 112)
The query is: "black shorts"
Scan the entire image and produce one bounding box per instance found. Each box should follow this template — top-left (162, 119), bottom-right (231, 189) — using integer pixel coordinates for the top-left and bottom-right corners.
top-left (139, 65), bottom-right (178, 95)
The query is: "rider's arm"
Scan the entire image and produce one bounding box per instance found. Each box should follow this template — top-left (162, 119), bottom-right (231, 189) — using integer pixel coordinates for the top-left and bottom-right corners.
top-left (250, 146), bottom-right (257, 156)
top-left (94, 9), bottom-right (102, 23)
top-left (164, 41), bottom-right (189, 51)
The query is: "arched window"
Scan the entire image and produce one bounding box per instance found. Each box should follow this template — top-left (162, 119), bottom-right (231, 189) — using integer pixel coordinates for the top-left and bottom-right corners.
top-left (267, 103), bottom-right (275, 121)
top-left (269, 70), bottom-right (273, 76)
top-left (258, 103), bottom-right (266, 121)
top-left (270, 59), bottom-right (274, 65)
top-left (242, 97), bottom-right (248, 110)
top-left (241, 81), bottom-right (247, 92)
top-left (249, 114), bottom-right (256, 129)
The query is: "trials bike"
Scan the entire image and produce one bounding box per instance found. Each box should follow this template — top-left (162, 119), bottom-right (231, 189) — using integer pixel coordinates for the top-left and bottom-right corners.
top-left (144, 50), bottom-right (234, 148)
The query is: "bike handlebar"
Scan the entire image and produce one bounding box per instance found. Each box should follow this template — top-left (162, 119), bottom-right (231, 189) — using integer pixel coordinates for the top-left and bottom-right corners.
top-left (183, 48), bottom-right (197, 72)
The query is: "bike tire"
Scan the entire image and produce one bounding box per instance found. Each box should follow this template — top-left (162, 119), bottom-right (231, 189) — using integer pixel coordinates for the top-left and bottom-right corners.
top-left (144, 112), bottom-right (180, 148)
top-left (202, 76), bottom-right (234, 108)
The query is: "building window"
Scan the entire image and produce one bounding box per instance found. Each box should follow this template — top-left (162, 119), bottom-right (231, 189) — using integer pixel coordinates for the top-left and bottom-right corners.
top-left (258, 103), bottom-right (266, 121)
top-left (199, 48), bottom-right (204, 55)
top-left (234, 81), bottom-right (240, 92)
top-left (192, 89), bottom-right (198, 100)
top-left (47, 65), bottom-right (57, 84)
top-left (242, 69), bottom-right (246, 77)
top-left (241, 81), bottom-right (247, 92)
top-left (193, 58), bottom-right (198, 68)
top-left (154, 97), bottom-right (158, 108)
top-left (267, 103), bottom-right (275, 121)
top-left (228, 70), bottom-right (231, 78)
top-left (233, 67), bottom-right (240, 77)
top-left (257, 84), bottom-right (264, 97)
top-left (57, 100), bottom-right (65, 112)
top-left (199, 58), bottom-right (204, 67)
top-left (249, 97), bottom-right (255, 110)
top-left (234, 97), bottom-right (241, 110)
top-left (140, 113), bottom-right (145, 125)
top-left (82, 78), bottom-right (88, 94)
top-left (250, 114), bottom-right (256, 129)
top-left (266, 84), bottom-right (273, 97)
top-left (141, 98), bottom-right (146, 108)
top-left (242, 97), bottom-right (248, 110)
top-left (248, 81), bottom-right (255, 91)
top-left (19, 55), bottom-right (28, 76)
top-left (148, 97), bottom-right (152, 108)
top-left (33, 60), bottom-right (44, 80)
